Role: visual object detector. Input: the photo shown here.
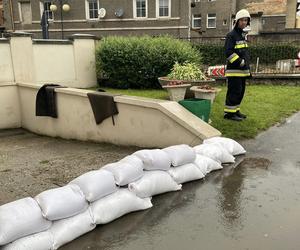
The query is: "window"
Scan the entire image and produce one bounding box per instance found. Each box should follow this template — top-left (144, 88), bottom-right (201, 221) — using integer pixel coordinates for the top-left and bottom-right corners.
top-left (192, 14), bottom-right (201, 28)
top-left (223, 19), bottom-right (227, 25)
top-left (133, 0), bottom-right (147, 18)
top-left (207, 13), bottom-right (216, 28)
top-left (18, 1), bottom-right (32, 24)
top-left (156, 0), bottom-right (171, 18)
top-left (40, 1), bottom-right (54, 21)
top-left (86, 0), bottom-right (99, 20)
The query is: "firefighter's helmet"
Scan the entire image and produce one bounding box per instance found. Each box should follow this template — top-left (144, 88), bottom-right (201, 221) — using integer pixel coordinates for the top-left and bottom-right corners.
top-left (235, 9), bottom-right (251, 25)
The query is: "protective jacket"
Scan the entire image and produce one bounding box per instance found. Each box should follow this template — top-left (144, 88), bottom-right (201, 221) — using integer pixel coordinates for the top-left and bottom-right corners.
top-left (224, 26), bottom-right (250, 77)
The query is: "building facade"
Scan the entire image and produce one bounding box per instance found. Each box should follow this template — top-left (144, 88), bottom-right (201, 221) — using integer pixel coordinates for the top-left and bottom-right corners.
top-left (3, 0), bottom-right (191, 39)
top-left (3, 0), bottom-right (296, 41)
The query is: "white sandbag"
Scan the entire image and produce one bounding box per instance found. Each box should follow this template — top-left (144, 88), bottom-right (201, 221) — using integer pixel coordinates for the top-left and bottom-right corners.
top-left (35, 185), bottom-right (88, 221)
top-left (2, 232), bottom-right (53, 250)
top-left (103, 162), bottom-right (143, 186)
top-left (204, 137), bottom-right (246, 155)
top-left (133, 149), bottom-right (171, 171)
top-left (163, 144), bottom-right (196, 167)
top-left (91, 189), bottom-right (152, 224)
top-left (50, 208), bottom-right (96, 250)
top-left (128, 171), bottom-right (182, 198)
top-left (194, 154), bottom-right (223, 175)
top-left (119, 155), bottom-right (144, 169)
top-left (69, 169), bottom-right (117, 202)
top-left (193, 143), bottom-right (235, 164)
top-left (168, 163), bottom-right (205, 184)
top-left (0, 197), bottom-right (52, 246)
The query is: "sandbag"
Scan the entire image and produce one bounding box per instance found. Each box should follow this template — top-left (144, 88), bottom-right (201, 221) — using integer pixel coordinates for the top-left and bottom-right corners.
top-left (204, 137), bottom-right (246, 156)
top-left (2, 232), bottom-right (53, 250)
top-left (128, 171), bottom-right (182, 198)
top-left (103, 161), bottom-right (143, 186)
top-left (163, 144), bottom-right (196, 167)
top-left (168, 163), bottom-right (205, 184)
top-left (69, 169), bottom-right (117, 202)
top-left (193, 143), bottom-right (235, 164)
top-left (194, 154), bottom-right (223, 175)
top-left (133, 149), bottom-right (171, 171)
top-left (50, 208), bottom-right (96, 250)
top-left (35, 185), bottom-right (88, 221)
top-left (91, 189), bottom-right (152, 224)
top-left (0, 197), bottom-right (52, 246)
top-left (119, 155), bottom-right (144, 169)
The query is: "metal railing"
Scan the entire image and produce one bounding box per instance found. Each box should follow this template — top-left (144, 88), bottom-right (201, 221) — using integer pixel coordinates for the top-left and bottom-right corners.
top-left (180, 37), bottom-right (300, 75)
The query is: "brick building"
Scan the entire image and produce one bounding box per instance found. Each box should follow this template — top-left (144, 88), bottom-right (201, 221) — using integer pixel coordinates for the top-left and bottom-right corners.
top-left (2, 0), bottom-right (296, 41)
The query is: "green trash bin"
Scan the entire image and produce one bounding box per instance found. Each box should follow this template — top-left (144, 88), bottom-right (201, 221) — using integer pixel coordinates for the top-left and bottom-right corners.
top-left (178, 98), bottom-right (211, 122)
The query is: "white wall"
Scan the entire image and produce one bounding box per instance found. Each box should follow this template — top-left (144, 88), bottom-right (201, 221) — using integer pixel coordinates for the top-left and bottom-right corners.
top-left (0, 84), bottom-right (21, 129)
top-left (33, 43), bottom-right (76, 85)
top-left (0, 42), bottom-right (15, 84)
top-left (18, 83), bottom-right (220, 148)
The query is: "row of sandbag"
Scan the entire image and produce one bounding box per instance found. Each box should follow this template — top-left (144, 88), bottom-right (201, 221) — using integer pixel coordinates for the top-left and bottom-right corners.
top-left (0, 137), bottom-right (246, 250)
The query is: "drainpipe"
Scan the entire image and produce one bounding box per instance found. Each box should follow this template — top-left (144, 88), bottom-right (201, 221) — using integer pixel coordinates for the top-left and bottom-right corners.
top-left (188, 0), bottom-right (191, 41)
top-left (9, 0), bottom-right (15, 31)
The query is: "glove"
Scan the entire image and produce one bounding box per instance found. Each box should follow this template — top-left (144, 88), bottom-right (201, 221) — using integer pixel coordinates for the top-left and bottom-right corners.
top-left (240, 59), bottom-right (245, 67)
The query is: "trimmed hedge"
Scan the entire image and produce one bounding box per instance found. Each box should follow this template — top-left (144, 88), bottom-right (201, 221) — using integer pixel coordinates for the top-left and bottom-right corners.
top-left (96, 36), bottom-right (202, 89)
top-left (193, 42), bottom-right (300, 65)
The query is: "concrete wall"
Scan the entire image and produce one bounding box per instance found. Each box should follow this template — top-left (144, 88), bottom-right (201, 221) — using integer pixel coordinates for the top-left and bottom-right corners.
top-left (0, 84), bottom-right (21, 129)
top-left (17, 82), bottom-right (221, 148)
top-left (1, 32), bottom-right (97, 88)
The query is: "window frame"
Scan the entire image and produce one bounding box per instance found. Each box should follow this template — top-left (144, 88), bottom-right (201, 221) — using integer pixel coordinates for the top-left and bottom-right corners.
top-left (85, 0), bottom-right (100, 20)
top-left (156, 0), bottom-right (171, 18)
top-left (192, 14), bottom-right (202, 29)
top-left (207, 13), bottom-right (216, 29)
top-left (133, 0), bottom-right (148, 19)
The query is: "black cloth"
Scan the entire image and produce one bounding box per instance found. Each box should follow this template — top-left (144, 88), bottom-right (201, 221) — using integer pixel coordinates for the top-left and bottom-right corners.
top-left (225, 77), bottom-right (246, 111)
top-left (224, 26), bottom-right (250, 75)
top-left (87, 92), bottom-right (119, 125)
top-left (36, 84), bottom-right (63, 118)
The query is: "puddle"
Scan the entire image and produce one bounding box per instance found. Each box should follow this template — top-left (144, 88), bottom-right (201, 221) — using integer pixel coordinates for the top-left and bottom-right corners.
top-left (237, 157), bottom-right (271, 169)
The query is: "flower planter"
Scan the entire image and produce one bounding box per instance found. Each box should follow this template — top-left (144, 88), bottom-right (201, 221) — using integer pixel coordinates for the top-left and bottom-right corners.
top-left (162, 84), bottom-right (191, 102)
top-left (158, 77), bottom-right (216, 99)
top-left (190, 86), bottom-right (221, 104)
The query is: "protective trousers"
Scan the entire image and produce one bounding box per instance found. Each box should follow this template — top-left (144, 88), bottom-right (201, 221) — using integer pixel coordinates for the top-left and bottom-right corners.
top-left (224, 77), bottom-right (246, 113)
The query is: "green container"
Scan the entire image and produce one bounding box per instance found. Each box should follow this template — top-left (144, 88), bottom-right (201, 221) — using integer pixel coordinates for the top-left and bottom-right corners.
top-left (178, 98), bottom-right (211, 122)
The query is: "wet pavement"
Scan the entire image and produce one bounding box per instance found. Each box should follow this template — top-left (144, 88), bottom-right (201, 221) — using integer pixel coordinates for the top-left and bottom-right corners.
top-left (1, 112), bottom-right (300, 250)
top-left (61, 112), bottom-right (300, 250)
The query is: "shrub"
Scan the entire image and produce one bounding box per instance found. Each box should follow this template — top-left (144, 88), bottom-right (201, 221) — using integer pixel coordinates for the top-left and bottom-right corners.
top-left (193, 42), bottom-right (300, 66)
top-left (95, 36), bottom-right (202, 89)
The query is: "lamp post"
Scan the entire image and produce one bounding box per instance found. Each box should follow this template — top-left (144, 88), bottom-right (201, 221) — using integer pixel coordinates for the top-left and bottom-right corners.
top-left (50, 0), bottom-right (71, 39)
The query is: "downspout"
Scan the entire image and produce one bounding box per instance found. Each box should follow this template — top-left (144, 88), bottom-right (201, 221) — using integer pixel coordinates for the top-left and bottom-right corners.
top-left (9, 0), bottom-right (15, 31)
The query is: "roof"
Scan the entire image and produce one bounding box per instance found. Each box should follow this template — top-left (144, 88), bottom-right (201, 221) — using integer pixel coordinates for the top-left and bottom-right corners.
top-left (246, 0), bottom-right (287, 15)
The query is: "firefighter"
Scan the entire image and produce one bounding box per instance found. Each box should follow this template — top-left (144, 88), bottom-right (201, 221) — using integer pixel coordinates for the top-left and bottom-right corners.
top-left (224, 9), bottom-right (251, 121)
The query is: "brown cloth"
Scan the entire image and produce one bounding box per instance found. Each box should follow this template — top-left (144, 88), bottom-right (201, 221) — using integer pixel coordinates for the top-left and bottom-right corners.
top-left (36, 84), bottom-right (64, 118)
top-left (87, 92), bottom-right (119, 125)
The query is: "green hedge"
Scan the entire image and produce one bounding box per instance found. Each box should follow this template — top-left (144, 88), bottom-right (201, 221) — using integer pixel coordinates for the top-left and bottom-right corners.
top-left (96, 36), bottom-right (202, 89)
top-left (193, 43), bottom-right (300, 65)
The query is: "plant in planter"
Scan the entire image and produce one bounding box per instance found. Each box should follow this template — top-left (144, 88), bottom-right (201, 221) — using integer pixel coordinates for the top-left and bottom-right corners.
top-left (158, 62), bottom-right (216, 99)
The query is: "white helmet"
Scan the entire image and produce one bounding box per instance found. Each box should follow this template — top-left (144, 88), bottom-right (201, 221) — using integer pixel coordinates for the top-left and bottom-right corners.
top-left (235, 9), bottom-right (251, 24)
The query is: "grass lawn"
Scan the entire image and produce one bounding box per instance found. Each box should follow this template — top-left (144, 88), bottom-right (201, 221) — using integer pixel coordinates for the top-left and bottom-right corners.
top-left (92, 86), bottom-right (300, 140)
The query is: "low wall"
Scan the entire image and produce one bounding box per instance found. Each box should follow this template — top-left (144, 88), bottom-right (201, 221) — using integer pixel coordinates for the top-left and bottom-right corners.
top-left (0, 33), bottom-right (98, 88)
top-left (0, 84), bottom-right (21, 129)
top-left (18, 83), bottom-right (221, 148)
